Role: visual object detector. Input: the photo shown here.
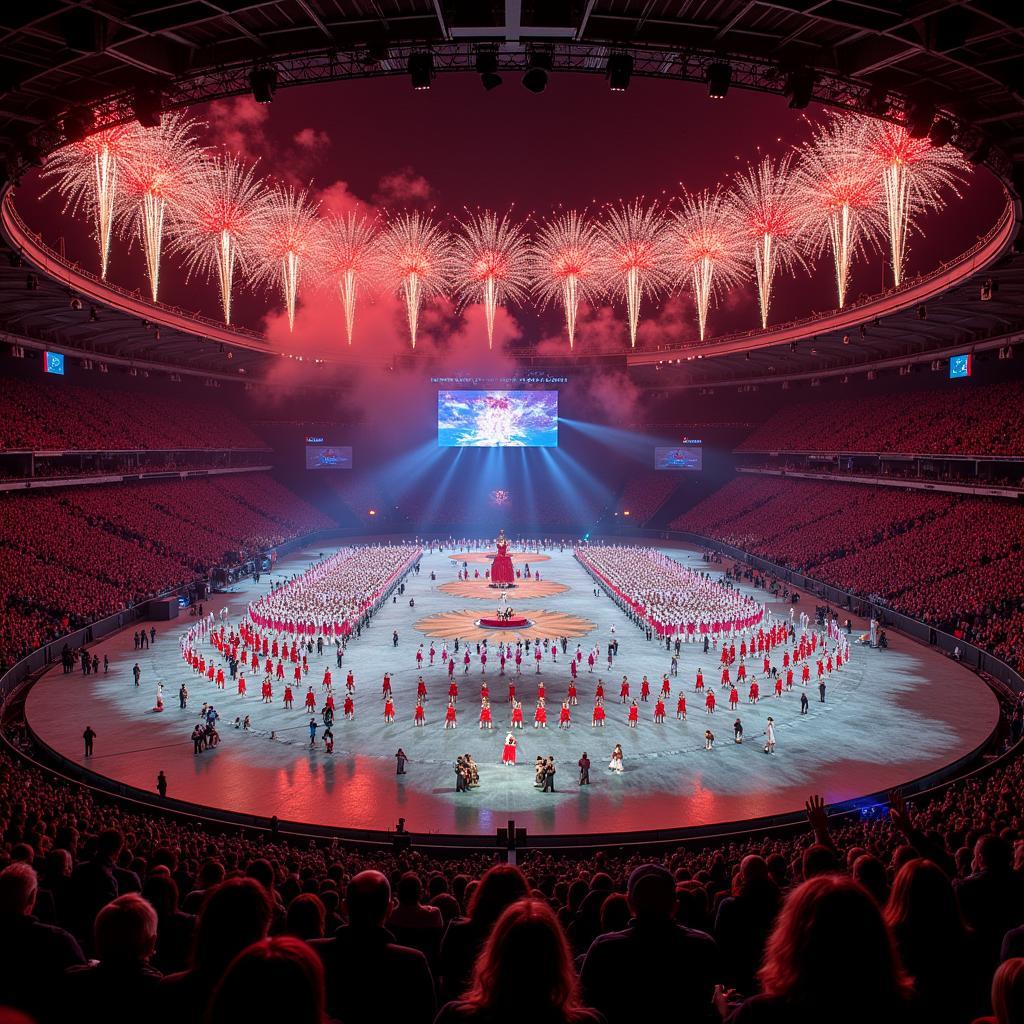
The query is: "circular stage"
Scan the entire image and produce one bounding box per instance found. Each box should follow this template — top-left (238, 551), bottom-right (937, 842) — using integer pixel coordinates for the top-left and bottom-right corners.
top-left (476, 615), bottom-right (533, 629)
top-left (26, 544), bottom-right (1000, 839)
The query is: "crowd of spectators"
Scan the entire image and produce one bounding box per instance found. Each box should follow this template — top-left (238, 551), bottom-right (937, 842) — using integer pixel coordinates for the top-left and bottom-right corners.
top-left (0, 475), bottom-right (334, 670)
top-left (0, 375), bottom-right (267, 451)
top-left (616, 472), bottom-right (680, 525)
top-left (672, 477), bottom-right (1024, 672)
top-left (736, 382), bottom-right (1024, 457)
top-left (2, 720), bottom-right (1024, 1024)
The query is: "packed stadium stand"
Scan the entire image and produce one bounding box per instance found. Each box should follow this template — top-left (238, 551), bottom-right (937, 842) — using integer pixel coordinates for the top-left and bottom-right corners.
top-left (736, 382), bottom-right (1024, 457)
top-left (0, 477), bottom-right (333, 669)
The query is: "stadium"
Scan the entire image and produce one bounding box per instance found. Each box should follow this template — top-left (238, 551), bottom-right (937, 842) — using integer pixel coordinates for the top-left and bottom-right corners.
top-left (1, 3), bottom-right (1023, 1023)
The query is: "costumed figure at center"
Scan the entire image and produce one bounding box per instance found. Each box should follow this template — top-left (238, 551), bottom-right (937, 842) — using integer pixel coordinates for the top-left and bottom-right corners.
top-left (489, 529), bottom-right (516, 589)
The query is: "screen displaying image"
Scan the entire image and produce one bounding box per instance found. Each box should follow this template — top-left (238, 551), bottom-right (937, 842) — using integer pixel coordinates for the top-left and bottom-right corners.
top-left (305, 445), bottom-right (352, 470)
top-left (655, 446), bottom-right (703, 471)
top-left (949, 353), bottom-right (972, 379)
top-left (43, 351), bottom-right (65, 375)
top-left (438, 390), bottom-right (558, 447)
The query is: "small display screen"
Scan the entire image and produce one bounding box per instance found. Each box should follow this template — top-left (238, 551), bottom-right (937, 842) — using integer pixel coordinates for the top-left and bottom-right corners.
top-left (949, 354), bottom-right (972, 379)
top-left (304, 445), bottom-right (352, 470)
top-left (655, 445), bottom-right (702, 471)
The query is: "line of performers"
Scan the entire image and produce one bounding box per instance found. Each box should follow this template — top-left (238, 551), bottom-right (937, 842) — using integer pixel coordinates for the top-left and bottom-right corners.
top-left (177, 605), bottom-right (851, 738)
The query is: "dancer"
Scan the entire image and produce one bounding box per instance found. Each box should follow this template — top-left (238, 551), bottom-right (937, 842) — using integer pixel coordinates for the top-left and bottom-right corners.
top-left (704, 729), bottom-right (715, 750)
top-left (608, 743), bottom-right (624, 773)
top-left (676, 693), bottom-right (687, 720)
top-left (627, 700), bottom-right (639, 728)
top-left (592, 700), bottom-right (606, 727)
top-left (444, 700), bottom-right (457, 729)
top-left (559, 701), bottom-right (571, 729)
top-left (619, 676), bottom-right (630, 704)
top-left (283, 684), bottom-right (293, 709)
top-left (414, 697), bottom-right (425, 726)
top-left (304, 687), bottom-right (316, 713)
top-left (764, 717), bottom-right (776, 753)
top-left (343, 693), bottom-right (354, 720)
top-left (479, 698), bottom-right (493, 730)
top-left (578, 751), bottom-right (590, 785)
top-left (511, 699), bottom-right (524, 729)
top-left (567, 680), bottom-right (578, 706)
top-left (640, 676), bottom-right (650, 702)
top-left (734, 718), bottom-right (744, 743)
top-left (384, 696), bottom-right (395, 723)
top-left (502, 731), bottom-right (517, 767)
top-left (654, 697), bottom-right (666, 724)
top-left (534, 699), bottom-right (548, 729)
top-left (705, 689), bottom-right (716, 714)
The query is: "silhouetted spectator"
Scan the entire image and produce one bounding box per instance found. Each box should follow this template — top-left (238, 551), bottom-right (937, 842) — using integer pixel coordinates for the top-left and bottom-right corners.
top-left (0, 862), bottom-right (85, 1022)
top-left (580, 864), bottom-right (719, 1024)
top-left (312, 869), bottom-right (435, 1024)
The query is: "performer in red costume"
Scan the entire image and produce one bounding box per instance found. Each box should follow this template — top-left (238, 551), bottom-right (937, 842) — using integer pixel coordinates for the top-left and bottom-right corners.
top-left (489, 528), bottom-right (516, 587)
top-left (502, 732), bottom-right (517, 766)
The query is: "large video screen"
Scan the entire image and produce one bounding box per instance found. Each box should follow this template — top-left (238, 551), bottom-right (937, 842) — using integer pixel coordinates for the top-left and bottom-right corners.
top-left (438, 390), bottom-right (558, 447)
top-left (305, 444), bottom-right (353, 470)
top-left (655, 445), bottom-right (703, 471)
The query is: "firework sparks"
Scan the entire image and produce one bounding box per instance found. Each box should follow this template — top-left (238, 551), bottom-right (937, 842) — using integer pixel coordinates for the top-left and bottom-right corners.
top-left (792, 115), bottom-right (885, 308)
top-left (248, 184), bottom-right (321, 331)
top-left (377, 212), bottom-right (453, 349)
top-left (857, 116), bottom-right (970, 287)
top-left (667, 189), bottom-right (747, 341)
top-left (528, 210), bottom-right (605, 349)
top-left (452, 211), bottom-right (531, 349)
top-left (43, 124), bottom-right (140, 279)
top-left (317, 211), bottom-right (378, 345)
top-left (598, 200), bottom-right (672, 348)
top-left (732, 154), bottom-right (808, 328)
top-left (171, 154), bottom-right (267, 325)
top-left (118, 113), bottom-right (205, 301)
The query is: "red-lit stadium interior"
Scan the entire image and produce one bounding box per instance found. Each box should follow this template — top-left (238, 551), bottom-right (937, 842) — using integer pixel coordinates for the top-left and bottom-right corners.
top-left (1, 4), bottom-right (1024, 1024)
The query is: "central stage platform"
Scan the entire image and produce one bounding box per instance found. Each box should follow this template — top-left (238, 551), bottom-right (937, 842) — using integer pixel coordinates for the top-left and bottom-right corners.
top-left (26, 543), bottom-right (1000, 839)
top-left (477, 615), bottom-right (532, 629)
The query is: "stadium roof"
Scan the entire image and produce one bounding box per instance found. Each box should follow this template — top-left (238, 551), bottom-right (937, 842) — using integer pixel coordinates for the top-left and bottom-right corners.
top-left (1, 1), bottom-right (1022, 186)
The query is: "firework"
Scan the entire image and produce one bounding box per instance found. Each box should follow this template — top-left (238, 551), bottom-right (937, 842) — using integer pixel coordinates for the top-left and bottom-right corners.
top-left (597, 200), bottom-right (672, 348)
top-left (118, 113), bottom-right (205, 301)
top-left (377, 212), bottom-right (454, 349)
top-left (171, 154), bottom-right (267, 325)
top-left (857, 115), bottom-right (970, 287)
top-left (528, 210), bottom-right (605, 349)
top-left (317, 211), bottom-right (379, 345)
top-left (43, 123), bottom-right (140, 279)
top-left (732, 154), bottom-right (808, 328)
top-left (248, 184), bottom-right (321, 331)
top-left (791, 115), bottom-right (885, 308)
top-left (452, 211), bottom-right (531, 349)
top-left (666, 189), bottom-right (747, 342)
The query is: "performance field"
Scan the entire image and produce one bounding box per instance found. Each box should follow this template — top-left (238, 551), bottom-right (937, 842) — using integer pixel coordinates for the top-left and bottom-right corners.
top-left (27, 540), bottom-right (998, 838)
